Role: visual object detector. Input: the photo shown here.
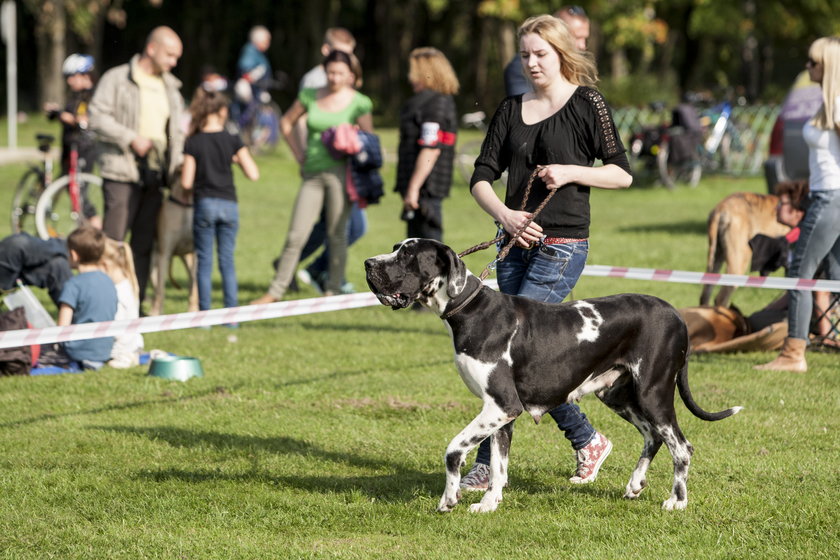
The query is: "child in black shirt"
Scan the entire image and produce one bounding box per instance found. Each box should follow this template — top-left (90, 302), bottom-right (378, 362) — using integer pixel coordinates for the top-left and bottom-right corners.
top-left (181, 86), bottom-right (259, 318)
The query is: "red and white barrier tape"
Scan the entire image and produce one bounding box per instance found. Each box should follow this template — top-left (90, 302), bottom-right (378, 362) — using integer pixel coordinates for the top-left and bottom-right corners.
top-left (0, 292), bottom-right (378, 350)
top-left (0, 265), bottom-right (837, 350)
top-left (583, 265), bottom-right (840, 292)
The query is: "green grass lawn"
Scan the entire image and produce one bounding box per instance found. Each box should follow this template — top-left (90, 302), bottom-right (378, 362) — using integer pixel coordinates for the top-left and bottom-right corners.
top-left (0, 117), bottom-right (838, 559)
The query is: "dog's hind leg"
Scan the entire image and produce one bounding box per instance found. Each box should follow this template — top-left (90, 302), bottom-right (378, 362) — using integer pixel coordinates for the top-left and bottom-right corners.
top-left (183, 253), bottom-right (199, 312)
top-left (700, 212), bottom-right (723, 306)
top-left (149, 246), bottom-right (167, 316)
top-left (437, 402), bottom-right (519, 514)
top-left (470, 421), bottom-right (513, 513)
top-left (622, 410), bottom-right (662, 500)
top-left (714, 223), bottom-right (751, 307)
top-left (597, 373), bottom-right (663, 500)
top-left (656, 424), bottom-right (693, 511)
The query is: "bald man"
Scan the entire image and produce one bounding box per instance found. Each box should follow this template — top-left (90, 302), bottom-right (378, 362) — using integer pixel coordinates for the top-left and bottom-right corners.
top-left (90, 26), bottom-right (186, 306)
top-left (503, 6), bottom-right (591, 96)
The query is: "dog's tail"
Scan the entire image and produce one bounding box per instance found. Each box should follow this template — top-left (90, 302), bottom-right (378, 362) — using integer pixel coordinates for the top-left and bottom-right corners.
top-left (676, 357), bottom-right (743, 421)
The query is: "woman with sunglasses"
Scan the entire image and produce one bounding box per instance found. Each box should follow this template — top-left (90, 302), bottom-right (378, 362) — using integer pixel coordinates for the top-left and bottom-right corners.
top-left (459, 14), bottom-right (632, 492)
top-left (756, 37), bottom-right (840, 372)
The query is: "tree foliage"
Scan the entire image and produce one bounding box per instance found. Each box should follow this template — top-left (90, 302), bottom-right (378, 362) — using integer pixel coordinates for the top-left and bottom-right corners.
top-left (7, 0), bottom-right (840, 117)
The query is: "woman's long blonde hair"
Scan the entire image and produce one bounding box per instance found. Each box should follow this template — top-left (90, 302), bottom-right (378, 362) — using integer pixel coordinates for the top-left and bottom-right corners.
top-left (408, 47), bottom-right (460, 95)
top-left (518, 14), bottom-right (598, 88)
top-left (809, 36), bottom-right (840, 130)
top-left (101, 239), bottom-right (138, 301)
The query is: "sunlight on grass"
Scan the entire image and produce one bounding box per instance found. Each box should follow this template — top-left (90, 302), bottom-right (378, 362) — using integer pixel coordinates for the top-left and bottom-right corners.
top-left (0, 119), bottom-right (837, 559)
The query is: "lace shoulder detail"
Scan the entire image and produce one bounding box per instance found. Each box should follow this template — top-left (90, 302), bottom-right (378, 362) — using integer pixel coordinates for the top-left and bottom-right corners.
top-left (579, 87), bottom-right (619, 156)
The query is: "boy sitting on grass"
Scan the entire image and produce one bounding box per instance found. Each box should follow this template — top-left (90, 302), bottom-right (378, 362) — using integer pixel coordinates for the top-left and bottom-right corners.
top-left (53, 226), bottom-right (117, 370)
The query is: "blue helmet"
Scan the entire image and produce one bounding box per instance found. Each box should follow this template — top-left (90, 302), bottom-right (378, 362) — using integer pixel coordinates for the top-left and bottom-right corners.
top-left (62, 54), bottom-right (95, 76)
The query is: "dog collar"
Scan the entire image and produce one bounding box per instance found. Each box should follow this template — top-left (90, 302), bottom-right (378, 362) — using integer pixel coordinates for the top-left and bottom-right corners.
top-left (440, 279), bottom-right (483, 320)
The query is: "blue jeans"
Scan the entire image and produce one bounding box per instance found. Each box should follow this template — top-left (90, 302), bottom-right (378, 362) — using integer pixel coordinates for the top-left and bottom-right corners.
top-left (194, 197), bottom-right (239, 311)
top-left (788, 189), bottom-right (840, 341)
top-left (300, 202), bottom-right (367, 278)
top-left (475, 239), bottom-right (595, 466)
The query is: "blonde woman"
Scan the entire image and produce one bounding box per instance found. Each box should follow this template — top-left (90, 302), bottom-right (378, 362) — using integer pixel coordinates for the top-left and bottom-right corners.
top-left (396, 47), bottom-right (460, 241)
top-left (252, 50), bottom-right (372, 303)
top-left (756, 36), bottom-right (840, 372)
top-left (460, 14), bottom-right (632, 492)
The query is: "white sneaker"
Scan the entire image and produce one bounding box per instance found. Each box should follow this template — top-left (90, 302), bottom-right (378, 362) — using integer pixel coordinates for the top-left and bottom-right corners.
top-left (296, 269), bottom-right (323, 295)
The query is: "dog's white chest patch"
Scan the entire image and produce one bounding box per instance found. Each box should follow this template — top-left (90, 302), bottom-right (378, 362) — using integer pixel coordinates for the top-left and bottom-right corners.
top-left (453, 353), bottom-right (496, 398)
top-left (573, 301), bottom-right (604, 343)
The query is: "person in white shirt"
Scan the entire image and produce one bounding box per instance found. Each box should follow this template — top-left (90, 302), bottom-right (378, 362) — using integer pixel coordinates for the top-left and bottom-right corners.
top-left (756, 36), bottom-right (840, 372)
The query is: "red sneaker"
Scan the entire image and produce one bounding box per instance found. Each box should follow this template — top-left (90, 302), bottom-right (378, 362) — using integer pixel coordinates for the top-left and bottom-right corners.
top-left (569, 432), bottom-right (612, 484)
top-left (459, 462), bottom-right (490, 491)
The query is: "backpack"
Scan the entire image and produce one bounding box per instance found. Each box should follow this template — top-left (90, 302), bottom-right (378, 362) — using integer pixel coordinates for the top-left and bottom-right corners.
top-left (0, 307), bottom-right (32, 376)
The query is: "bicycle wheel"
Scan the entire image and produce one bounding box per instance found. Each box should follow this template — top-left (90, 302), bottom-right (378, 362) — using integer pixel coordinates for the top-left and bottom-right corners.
top-left (657, 140), bottom-right (702, 189)
top-left (246, 102), bottom-right (281, 154)
top-left (35, 173), bottom-right (104, 240)
top-left (11, 167), bottom-right (45, 235)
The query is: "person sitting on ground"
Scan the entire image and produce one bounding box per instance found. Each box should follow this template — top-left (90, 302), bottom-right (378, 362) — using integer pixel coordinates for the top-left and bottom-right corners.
top-left (681, 180), bottom-right (837, 352)
top-left (0, 232), bottom-right (72, 307)
top-left (38, 226), bottom-right (117, 371)
top-left (101, 239), bottom-right (144, 369)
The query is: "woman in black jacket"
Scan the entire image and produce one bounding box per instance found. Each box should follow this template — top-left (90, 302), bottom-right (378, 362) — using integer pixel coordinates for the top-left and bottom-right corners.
top-left (395, 47), bottom-right (460, 242)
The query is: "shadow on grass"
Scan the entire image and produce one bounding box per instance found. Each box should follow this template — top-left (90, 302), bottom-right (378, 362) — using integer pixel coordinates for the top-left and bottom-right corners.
top-left (295, 319), bottom-right (446, 337)
top-left (0, 386), bottom-right (240, 429)
top-left (618, 220), bottom-right (707, 236)
top-left (96, 425), bottom-right (440, 502)
top-left (273, 357), bottom-right (452, 388)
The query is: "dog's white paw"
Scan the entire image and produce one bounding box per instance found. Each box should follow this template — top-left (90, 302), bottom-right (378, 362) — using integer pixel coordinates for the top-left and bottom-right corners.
top-left (623, 480), bottom-right (647, 499)
top-left (437, 490), bottom-right (461, 513)
top-left (468, 492), bottom-right (502, 513)
top-left (661, 496), bottom-right (687, 511)
top-left (468, 503), bottom-right (497, 513)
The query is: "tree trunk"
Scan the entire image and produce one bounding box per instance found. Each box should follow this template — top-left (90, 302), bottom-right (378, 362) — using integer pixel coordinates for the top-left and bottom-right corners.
top-left (499, 20), bottom-right (515, 65)
top-left (33, 0), bottom-right (66, 108)
top-left (611, 48), bottom-right (628, 81)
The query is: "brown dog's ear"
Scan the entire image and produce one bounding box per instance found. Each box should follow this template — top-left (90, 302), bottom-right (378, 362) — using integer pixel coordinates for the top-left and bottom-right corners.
top-left (439, 243), bottom-right (467, 298)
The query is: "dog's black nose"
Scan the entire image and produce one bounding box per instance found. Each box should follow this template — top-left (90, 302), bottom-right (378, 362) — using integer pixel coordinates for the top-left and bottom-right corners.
top-left (364, 259), bottom-right (374, 270)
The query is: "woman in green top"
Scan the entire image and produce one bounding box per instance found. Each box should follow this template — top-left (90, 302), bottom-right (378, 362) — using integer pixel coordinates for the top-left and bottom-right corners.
top-left (252, 50), bottom-right (373, 303)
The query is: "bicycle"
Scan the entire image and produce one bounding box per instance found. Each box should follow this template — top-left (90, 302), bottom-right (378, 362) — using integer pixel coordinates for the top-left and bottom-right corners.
top-left (32, 135), bottom-right (103, 240)
top-left (10, 133), bottom-right (57, 235)
top-left (455, 111), bottom-right (508, 187)
top-left (233, 73), bottom-right (287, 154)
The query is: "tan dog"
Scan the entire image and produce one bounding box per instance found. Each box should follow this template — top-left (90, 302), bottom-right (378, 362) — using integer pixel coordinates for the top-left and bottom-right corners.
top-left (149, 179), bottom-right (198, 316)
top-left (699, 192), bottom-right (790, 307)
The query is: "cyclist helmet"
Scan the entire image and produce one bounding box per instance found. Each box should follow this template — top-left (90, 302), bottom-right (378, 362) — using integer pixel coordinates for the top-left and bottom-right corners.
top-left (62, 54), bottom-right (95, 76)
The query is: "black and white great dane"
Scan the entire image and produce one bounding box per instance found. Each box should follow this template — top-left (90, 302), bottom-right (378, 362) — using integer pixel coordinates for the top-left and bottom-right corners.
top-left (364, 239), bottom-right (742, 514)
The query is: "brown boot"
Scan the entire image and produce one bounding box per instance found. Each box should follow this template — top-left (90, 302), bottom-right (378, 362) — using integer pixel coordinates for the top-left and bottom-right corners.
top-left (754, 337), bottom-right (807, 372)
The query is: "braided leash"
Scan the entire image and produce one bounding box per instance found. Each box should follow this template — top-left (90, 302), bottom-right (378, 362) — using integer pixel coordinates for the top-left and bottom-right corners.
top-left (459, 167), bottom-right (559, 280)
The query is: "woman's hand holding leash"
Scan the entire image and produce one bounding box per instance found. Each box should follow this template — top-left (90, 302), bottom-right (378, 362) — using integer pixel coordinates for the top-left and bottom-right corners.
top-left (498, 208), bottom-right (543, 248)
top-left (537, 163), bottom-right (576, 190)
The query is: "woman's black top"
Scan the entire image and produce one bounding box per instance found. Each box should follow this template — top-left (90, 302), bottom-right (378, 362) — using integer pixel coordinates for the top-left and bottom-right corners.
top-left (395, 89), bottom-right (458, 199)
top-left (470, 87), bottom-right (630, 239)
